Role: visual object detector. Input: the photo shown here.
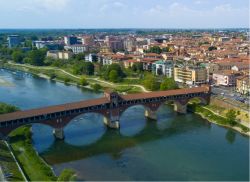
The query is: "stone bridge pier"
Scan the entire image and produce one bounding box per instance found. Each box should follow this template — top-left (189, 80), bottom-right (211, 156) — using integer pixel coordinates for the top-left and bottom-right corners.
top-left (103, 109), bottom-right (120, 129)
top-left (174, 101), bottom-right (187, 114)
top-left (53, 127), bottom-right (64, 140)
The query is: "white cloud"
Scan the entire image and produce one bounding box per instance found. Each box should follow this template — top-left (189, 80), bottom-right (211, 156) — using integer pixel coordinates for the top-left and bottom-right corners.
top-left (37, 0), bottom-right (70, 11)
top-left (0, 0), bottom-right (248, 28)
top-left (99, 1), bottom-right (127, 13)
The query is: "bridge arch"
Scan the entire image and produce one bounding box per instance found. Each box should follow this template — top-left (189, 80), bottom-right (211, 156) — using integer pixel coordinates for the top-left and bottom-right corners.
top-left (0, 121), bottom-right (57, 139)
top-left (62, 111), bottom-right (109, 128)
top-left (63, 112), bottom-right (108, 146)
top-left (119, 105), bottom-right (148, 136)
top-left (119, 104), bottom-right (152, 118)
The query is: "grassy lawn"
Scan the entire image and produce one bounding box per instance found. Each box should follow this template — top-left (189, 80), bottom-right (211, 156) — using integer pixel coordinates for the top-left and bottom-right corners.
top-left (206, 104), bottom-right (250, 123)
top-left (114, 85), bottom-right (142, 93)
top-left (0, 140), bottom-right (24, 181)
top-left (8, 125), bottom-right (57, 181)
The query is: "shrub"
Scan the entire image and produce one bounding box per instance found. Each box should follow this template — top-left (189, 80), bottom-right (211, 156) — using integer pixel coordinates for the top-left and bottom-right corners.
top-left (91, 83), bottom-right (102, 91)
top-left (79, 77), bottom-right (88, 86)
top-left (57, 169), bottom-right (76, 181)
top-left (64, 77), bottom-right (70, 84)
top-left (0, 102), bottom-right (19, 114)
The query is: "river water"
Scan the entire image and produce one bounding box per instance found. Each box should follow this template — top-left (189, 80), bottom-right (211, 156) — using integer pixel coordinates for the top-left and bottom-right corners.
top-left (0, 69), bottom-right (249, 181)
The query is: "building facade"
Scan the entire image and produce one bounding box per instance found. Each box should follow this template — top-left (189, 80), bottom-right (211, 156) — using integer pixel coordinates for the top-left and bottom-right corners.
top-left (236, 75), bottom-right (250, 95)
top-left (174, 66), bottom-right (208, 85)
top-left (7, 35), bottom-right (20, 48)
top-left (212, 71), bottom-right (237, 86)
top-left (152, 60), bottom-right (173, 77)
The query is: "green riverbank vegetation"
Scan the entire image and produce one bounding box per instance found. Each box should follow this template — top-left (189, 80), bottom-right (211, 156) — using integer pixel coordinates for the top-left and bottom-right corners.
top-left (188, 103), bottom-right (250, 134)
top-left (0, 140), bottom-right (24, 181)
top-left (8, 125), bottom-right (57, 181)
top-left (8, 125), bottom-right (77, 181)
top-left (0, 102), bottom-right (19, 114)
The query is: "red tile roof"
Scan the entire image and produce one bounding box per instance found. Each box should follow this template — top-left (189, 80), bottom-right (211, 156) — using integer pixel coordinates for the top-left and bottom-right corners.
top-left (0, 98), bottom-right (109, 123)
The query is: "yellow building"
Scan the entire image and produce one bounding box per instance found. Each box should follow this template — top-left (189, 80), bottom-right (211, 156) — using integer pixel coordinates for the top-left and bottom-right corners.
top-left (174, 67), bottom-right (208, 85)
top-left (236, 75), bottom-right (250, 95)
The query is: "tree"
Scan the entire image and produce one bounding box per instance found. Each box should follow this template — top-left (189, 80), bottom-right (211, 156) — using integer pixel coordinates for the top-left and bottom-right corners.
top-left (82, 62), bottom-right (94, 75)
top-left (208, 46), bottom-right (217, 51)
top-left (145, 46), bottom-right (162, 54)
top-left (109, 70), bottom-right (119, 82)
top-left (79, 77), bottom-right (88, 86)
top-left (131, 64), bottom-right (137, 72)
top-left (49, 73), bottom-right (56, 80)
top-left (12, 51), bottom-right (24, 63)
top-left (72, 62), bottom-right (94, 75)
top-left (91, 83), bottom-right (102, 91)
top-left (160, 78), bottom-right (178, 91)
top-left (226, 109), bottom-right (237, 126)
top-left (23, 57), bottom-right (32, 64)
top-left (143, 74), bottom-right (160, 91)
top-left (131, 62), bottom-right (143, 72)
top-left (162, 47), bottom-right (170, 52)
top-left (101, 63), bottom-right (125, 81)
top-left (75, 53), bottom-right (85, 61)
top-left (57, 169), bottom-right (76, 181)
top-left (27, 49), bottom-right (46, 66)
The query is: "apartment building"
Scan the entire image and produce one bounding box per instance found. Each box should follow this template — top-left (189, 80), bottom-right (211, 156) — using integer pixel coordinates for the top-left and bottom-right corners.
top-left (212, 70), bottom-right (238, 86)
top-left (47, 51), bottom-right (73, 60)
top-left (174, 66), bottom-right (208, 85)
top-left (152, 60), bottom-right (173, 77)
top-left (236, 75), bottom-right (250, 95)
top-left (64, 45), bottom-right (89, 54)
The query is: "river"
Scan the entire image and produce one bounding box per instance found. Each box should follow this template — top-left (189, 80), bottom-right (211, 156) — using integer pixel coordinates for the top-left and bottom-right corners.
top-left (0, 69), bottom-right (249, 181)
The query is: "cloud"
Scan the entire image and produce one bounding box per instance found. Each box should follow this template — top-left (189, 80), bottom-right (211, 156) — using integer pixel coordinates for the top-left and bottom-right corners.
top-left (37, 0), bottom-right (70, 11)
top-left (99, 1), bottom-right (127, 13)
top-left (143, 2), bottom-right (249, 28)
top-left (0, 0), bottom-right (248, 28)
top-left (16, 0), bottom-right (71, 13)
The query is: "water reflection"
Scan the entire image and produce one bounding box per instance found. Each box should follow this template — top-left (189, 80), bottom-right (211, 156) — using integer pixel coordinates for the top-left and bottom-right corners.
top-left (64, 113), bottom-right (107, 146)
top-left (225, 129), bottom-right (236, 144)
top-left (41, 112), bottom-right (210, 165)
top-left (120, 105), bottom-right (146, 136)
top-left (32, 124), bottom-right (55, 153)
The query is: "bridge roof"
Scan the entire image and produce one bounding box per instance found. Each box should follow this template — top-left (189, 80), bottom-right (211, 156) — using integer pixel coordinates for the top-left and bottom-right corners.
top-left (121, 86), bottom-right (210, 100)
top-left (0, 86), bottom-right (210, 123)
top-left (0, 98), bottom-right (109, 122)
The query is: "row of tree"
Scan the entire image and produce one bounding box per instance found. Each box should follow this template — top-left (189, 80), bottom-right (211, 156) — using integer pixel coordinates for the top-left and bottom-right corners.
top-left (11, 48), bottom-right (47, 66)
top-left (144, 46), bottom-right (170, 54)
top-left (143, 74), bottom-right (178, 91)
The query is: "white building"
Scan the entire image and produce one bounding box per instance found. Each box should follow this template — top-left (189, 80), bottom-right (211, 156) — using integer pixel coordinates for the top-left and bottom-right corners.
top-left (152, 60), bottom-right (173, 77)
top-left (64, 45), bottom-right (89, 54)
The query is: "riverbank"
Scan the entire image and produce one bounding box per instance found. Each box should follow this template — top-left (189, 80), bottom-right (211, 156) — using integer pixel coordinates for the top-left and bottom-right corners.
top-left (0, 140), bottom-right (25, 181)
top-left (188, 103), bottom-right (250, 137)
top-left (8, 125), bottom-right (57, 181)
top-left (1, 61), bottom-right (148, 93)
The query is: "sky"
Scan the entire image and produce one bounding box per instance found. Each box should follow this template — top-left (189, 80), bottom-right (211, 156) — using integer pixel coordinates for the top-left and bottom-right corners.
top-left (0, 0), bottom-right (249, 29)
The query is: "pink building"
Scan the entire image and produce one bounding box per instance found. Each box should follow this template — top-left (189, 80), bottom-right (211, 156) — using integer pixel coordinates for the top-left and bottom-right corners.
top-left (212, 71), bottom-right (237, 86)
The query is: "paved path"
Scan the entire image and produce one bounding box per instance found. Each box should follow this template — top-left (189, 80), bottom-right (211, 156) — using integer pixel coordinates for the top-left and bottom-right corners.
top-left (0, 166), bottom-right (5, 182)
top-left (8, 62), bottom-right (150, 93)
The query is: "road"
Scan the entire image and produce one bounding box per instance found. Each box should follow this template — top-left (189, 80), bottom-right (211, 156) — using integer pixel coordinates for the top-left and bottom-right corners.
top-left (212, 86), bottom-right (249, 103)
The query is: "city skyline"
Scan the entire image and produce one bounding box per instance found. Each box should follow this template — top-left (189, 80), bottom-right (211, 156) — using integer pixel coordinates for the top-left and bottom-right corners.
top-left (0, 0), bottom-right (249, 29)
